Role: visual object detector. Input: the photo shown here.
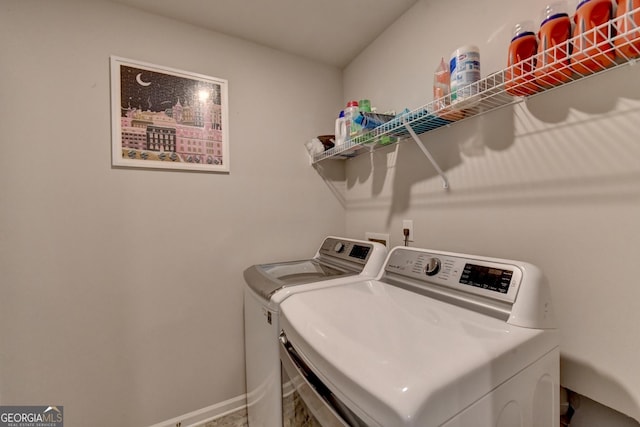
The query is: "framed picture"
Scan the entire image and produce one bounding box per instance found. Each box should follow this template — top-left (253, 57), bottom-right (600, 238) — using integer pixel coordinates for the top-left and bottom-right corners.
top-left (110, 56), bottom-right (229, 172)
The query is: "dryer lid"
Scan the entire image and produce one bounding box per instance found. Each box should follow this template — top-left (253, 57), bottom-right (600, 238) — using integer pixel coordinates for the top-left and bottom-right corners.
top-left (280, 280), bottom-right (558, 426)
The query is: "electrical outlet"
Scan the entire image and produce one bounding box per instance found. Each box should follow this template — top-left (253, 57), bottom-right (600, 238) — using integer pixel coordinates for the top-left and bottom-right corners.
top-left (402, 219), bottom-right (414, 242)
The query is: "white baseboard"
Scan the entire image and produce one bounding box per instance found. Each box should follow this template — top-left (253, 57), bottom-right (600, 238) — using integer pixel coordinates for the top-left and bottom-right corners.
top-left (147, 394), bottom-right (247, 427)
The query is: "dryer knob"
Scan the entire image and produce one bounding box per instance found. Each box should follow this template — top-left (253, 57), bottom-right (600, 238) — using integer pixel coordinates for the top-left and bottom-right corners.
top-left (334, 242), bottom-right (346, 253)
top-left (424, 258), bottom-right (441, 276)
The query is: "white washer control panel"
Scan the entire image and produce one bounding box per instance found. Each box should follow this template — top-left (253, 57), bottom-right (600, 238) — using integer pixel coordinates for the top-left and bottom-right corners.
top-left (318, 237), bottom-right (373, 265)
top-left (385, 247), bottom-right (523, 304)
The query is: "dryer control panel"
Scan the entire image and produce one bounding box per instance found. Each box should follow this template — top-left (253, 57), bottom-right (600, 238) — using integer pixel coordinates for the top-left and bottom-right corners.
top-left (384, 247), bottom-right (523, 304)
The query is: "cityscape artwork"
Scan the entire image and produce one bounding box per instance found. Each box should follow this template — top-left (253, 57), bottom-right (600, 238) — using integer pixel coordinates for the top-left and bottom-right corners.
top-left (110, 56), bottom-right (229, 172)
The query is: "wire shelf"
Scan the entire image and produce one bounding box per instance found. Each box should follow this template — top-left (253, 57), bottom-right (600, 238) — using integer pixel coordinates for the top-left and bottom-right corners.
top-left (312, 6), bottom-right (640, 164)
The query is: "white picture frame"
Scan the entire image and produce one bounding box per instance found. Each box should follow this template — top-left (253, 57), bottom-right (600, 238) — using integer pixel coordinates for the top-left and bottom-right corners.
top-left (110, 56), bottom-right (229, 172)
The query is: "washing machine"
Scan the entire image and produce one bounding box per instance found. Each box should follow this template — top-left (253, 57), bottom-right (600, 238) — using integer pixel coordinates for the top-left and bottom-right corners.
top-left (243, 236), bottom-right (387, 427)
top-left (279, 246), bottom-right (560, 427)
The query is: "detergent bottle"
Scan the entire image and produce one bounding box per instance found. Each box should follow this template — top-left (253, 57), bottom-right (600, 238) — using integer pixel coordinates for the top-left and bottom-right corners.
top-left (334, 110), bottom-right (346, 146)
top-left (571, 0), bottom-right (616, 74)
top-left (433, 57), bottom-right (451, 110)
top-left (343, 101), bottom-right (360, 139)
top-left (535, 2), bottom-right (573, 87)
top-left (614, 0), bottom-right (640, 58)
top-left (506, 21), bottom-right (539, 95)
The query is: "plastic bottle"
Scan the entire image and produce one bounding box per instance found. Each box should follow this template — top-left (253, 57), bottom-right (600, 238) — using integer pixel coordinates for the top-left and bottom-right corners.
top-left (449, 45), bottom-right (481, 108)
top-left (506, 21), bottom-right (539, 96)
top-left (357, 100), bottom-right (372, 142)
top-left (433, 57), bottom-right (450, 110)
top-left (343, 101), bottom-right (360, 138)
top-left (614, 0), bottom-right (640, 59)
top-left (334, 110), bottom-right (347, 146)
top-left (571, 0), bottom-right (616, 74)
top-left (535, 2), bottom-right (572, 87)
top-left (433, 58), bottom-right (464, 121)
top-left (359, 99), bottom-right (372, 113)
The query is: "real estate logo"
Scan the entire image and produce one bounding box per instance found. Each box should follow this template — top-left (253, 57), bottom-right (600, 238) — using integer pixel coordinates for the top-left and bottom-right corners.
top-left (0, 406), bottom-right (63, 427)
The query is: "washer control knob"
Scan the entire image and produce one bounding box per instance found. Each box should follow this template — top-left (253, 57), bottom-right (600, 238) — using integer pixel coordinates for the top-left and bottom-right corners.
top-left (424, 258), bottom-right (441, 276)
top-left (334, 242), bottom-right (346, 253)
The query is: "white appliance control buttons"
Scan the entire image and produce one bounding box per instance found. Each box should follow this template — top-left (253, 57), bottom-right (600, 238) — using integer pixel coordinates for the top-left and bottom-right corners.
top-left (424, 257), bottom-right (441, 276)
top-left (334, 242), bottom-right (346, 253)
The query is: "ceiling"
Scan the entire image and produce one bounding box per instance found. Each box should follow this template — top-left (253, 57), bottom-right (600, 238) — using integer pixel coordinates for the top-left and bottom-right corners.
top-left (108, 0), bottom-right (419, 68)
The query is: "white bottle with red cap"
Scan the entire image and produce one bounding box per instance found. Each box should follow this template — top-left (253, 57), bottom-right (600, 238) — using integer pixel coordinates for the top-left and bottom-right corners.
top-left (343, 100), bottom-right (360, 140)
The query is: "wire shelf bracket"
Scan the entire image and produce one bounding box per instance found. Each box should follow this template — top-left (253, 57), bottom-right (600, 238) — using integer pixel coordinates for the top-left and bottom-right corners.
top-left (402, 116), bottom-right (449, 189)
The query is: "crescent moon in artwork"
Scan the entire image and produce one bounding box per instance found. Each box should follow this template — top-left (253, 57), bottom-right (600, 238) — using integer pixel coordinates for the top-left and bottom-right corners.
top-left (136, 73), bottom-right (152, 86)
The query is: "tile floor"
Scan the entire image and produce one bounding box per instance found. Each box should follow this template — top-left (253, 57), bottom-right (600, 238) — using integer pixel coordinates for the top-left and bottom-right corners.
top-left (197, 407), bottom-right (248, 427)
top-left (193, 390), bottom-right (318, 427)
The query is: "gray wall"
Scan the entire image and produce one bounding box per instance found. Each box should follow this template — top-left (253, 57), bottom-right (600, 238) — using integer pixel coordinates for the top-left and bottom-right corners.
top-left (0, 1), bottom-right (344, 426)
top-left (341, 0), bottom-right (640, 423)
